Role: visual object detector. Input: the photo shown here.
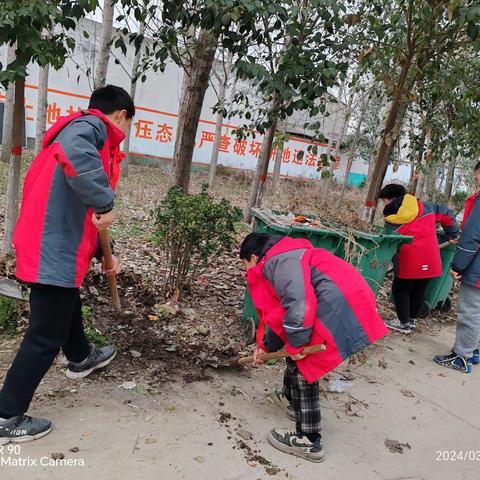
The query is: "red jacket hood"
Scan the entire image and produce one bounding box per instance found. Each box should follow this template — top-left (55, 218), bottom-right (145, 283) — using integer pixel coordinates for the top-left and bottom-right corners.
top-left (42, 109), bottom-right (125, 149)
top-left (263, 237), bottom-right (314, 260)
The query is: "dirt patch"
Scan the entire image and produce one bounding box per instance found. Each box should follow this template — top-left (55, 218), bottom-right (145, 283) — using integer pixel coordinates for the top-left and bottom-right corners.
top-left (83, 244), bottom-right (249, 384)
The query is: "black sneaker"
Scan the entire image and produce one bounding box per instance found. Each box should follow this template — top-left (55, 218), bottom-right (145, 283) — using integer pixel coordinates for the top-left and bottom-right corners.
top-left (271, 389), bottom-right (296, 421)
top-left (267, 428), bottom-right (325, 463)
top-left (434, 352), bottom-right (472, 373)
top-left (0, 415), bottom-right (52, 445)
top-left (66, 344), bottom-right (117, 379)
top-left (409, 318), bottom-right (417, 330)
top-left (385, 319), bottom-right (411, 334)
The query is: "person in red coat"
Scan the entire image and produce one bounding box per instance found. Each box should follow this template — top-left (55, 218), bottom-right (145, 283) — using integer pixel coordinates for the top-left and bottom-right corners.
top-left (0, 86), bottom-right (134, 446)
top-left (379, 184), bottom-right (459, 334)
top-left (240, 233), bottom-right (387, 462)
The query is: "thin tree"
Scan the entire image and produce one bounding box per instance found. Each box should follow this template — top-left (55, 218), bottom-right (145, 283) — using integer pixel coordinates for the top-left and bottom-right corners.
top-left (208, 50), bottom-right (233, 189)
top-left (94, 0), bottom-right (116, 89)
top-left (0, 43), bottom-right (16, 164)
top-left (2, 78), bottom-right (25, 255)
top-left (337, 91), bottom-right (371, 208)
top-left (34, 64), bottom-right (49, 154)
top-left (122, 17), bottom-right (146, 177)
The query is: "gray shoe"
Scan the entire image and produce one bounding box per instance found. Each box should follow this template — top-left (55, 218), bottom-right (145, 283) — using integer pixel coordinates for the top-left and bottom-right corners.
top-left (66, 344), bottom-right (116, 379)
top-left (409, 319), bottom-right (417, 329)
top-left (267, 428), bottom-right (325, 463)
top-left (0, 415), bottom-right (52, 445)
top-left (385, 319), bottom-right (411, 334)
top-left (271, 389), bottom-right (296, 421)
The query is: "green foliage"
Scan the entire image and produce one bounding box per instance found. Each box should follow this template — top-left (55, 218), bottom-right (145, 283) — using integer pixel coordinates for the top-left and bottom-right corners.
top-left (0, 0), bottom-right (98, 85)
top-left (153, 186), bottom-right (242, 295)
top-left (451, 191), bottom-right (469, 212)
top-left (81, 305), bottom-right (109, 347)
top-left (0, 297), bottom-right (19, 338)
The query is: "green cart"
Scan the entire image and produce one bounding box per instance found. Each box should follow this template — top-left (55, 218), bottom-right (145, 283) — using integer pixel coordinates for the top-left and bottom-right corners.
top-left (419, 232), bottom-right (457, 317)
top-left (242, 209), bottom-right (411, 343)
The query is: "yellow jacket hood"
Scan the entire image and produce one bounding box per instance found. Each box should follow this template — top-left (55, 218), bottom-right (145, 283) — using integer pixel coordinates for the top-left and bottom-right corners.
top-left (384, 194), bottom-right (419, 225)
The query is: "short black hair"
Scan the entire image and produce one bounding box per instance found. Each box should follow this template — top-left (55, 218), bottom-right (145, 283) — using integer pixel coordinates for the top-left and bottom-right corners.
top-left (474, 161), bottom-right (480, 172)
top-left (88, 85), bottom-right (135, 118)
top-left (379, 183), bottom-right (406, 200)
top-left (239, 233), bottom-right (271, 260)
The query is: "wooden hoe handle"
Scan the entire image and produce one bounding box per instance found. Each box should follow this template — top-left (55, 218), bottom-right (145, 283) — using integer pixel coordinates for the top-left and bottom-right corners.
top-left (98, 229), bottom-right (121, 314)
top-left (236, 344), bottom-right (326, 366)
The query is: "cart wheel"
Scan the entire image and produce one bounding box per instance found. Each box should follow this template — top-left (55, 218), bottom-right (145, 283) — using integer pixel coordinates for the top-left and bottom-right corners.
top-left (439, 296), bottom-right (452, 313)
top-left (418, 302), bottom-right (431, 319)
top-left (244, 317), bottom-right (256, 345)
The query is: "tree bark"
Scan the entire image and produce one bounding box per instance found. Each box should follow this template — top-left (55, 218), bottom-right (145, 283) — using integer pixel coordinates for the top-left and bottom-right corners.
top-left (444, 157), bottom-right (456, 202)
top-left (271, 137), bottom-right (284, 194)
top-left (410, 115), bottom-right (428, 194)
top-left (1, 43), bottom-right (16, 164)
top-left (337, 92), bottom-right (370, 209)
top-left (173, 29), bottom-right (218, 193)
top-left (122, 20), bottom-right (146, 177)
top-left (245, 118), bottom-right (278, 222)
top-left (2, 78), bottom-right (25, 256)
top-left (94, 0), bottom-right (115, 89)
top-left (363, 52), bottom-right (414, 222)
top-left (34, 64), bottom-right (49, 154)
top-left (208, 51), bottom-right (233, 189)
top-left (415, 170), bottom-right (425, 199)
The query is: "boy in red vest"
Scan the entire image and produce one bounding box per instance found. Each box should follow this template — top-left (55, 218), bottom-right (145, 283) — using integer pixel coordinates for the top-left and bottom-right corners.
top-left (379, 184), bottom-right (459, 334)
top-left (240, 233), bottom-right (388, 462)
top-left (0, 85), bottom-right (134, 445)
top-left (435, 162), bottom-right (480, 373)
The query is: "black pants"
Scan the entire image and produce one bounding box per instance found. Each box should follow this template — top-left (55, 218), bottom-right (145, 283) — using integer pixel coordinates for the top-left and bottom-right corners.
top-left (392, 277), bottom-right (430, 325)
top-left (0, 284), bottom-right (90, 418)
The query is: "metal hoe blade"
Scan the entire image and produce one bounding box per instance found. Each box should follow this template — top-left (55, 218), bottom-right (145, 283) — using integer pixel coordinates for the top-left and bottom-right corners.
top-left (0, 277), bottom-right (25, 301)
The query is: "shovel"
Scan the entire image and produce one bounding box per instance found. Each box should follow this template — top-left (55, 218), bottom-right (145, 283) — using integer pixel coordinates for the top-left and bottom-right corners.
top-left (212, 344), bottom-right (326, 368)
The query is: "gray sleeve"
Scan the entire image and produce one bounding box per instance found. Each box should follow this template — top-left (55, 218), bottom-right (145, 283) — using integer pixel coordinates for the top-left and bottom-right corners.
top-left (263, 250), bottom-right (316, 348)
top-left (452, 199), bottom-right (480, 273)
top-left (58, 120), bottom-right (115, 213)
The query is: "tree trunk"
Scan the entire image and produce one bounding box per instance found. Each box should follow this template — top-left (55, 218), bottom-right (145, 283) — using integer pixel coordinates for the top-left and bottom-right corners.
top-left (415, 170), bottom-right (425, 199)
top-left (2, 78), bottom-right (25, 256)
top-left (94, 0), bottom-right (115, 89)
top-left (1, 43), bottom-right (16, 164)
top-left (337, 92), bottom-right (371, 209)
top-left (34, 64), bottom-right (49, 154)
top-left (444, 157), bottom-right (456, 202)
top-left (425, 164), bottom-right (437, 201)
top-left (410, 116), bottom-right (428, 194)
top-left (245, 118), bottom-right (278, 222)
top-left (173, 30), bottom-right (218, 193)
top-left (122, 19), bottom-right (146, 177)
top-left (271, 138), bottom-right (284, 194)
top-left (208, 51), bottom-right (233, 189)
top-left (363, 92), bottom-right (408, 222)
top-left (363, 51), bottom-right (414, 222)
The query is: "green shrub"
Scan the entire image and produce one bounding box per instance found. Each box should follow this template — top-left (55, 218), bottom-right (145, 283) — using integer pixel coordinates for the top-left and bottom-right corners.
top-left (82, 305), bottom-right (109, 347)
top-left (451, 191), bottom-right (468, 213)
top-left (0, 297), bottom-right (19, 338)
top-left (154, 185), bottom-right (242, 295)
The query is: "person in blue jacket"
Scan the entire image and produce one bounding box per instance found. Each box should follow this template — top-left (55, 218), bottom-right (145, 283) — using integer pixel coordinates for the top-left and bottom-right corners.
top-left (434, 161), bottom-right (480, 373)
